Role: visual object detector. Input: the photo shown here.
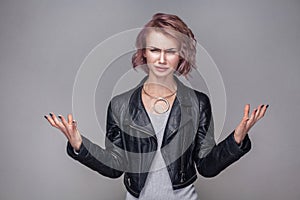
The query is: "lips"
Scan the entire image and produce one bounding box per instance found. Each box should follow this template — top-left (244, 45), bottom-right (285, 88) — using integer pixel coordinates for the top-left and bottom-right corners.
top-left (155, 65), bottom-right (169, 72)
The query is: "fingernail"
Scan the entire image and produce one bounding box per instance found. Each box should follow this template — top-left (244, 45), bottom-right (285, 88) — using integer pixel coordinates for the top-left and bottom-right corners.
top-left (261, 104), bottom-right (264, 108)
top-left (72, 120), bottom-right (76, 123)
top-left (58, 115), bottom-right (62, 119)
top-left (44, 115), bottom-right (47, 119)
top-left (49, 113), bottom-right (53, 116)
top-left (266, 104), bottom-right (269, 108)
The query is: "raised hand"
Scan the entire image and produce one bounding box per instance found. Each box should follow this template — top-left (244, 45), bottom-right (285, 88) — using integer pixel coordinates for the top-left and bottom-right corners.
top-left (234, 104), bottom-right (269, 144)
top-left (44, 113), bottom-right (82, 151)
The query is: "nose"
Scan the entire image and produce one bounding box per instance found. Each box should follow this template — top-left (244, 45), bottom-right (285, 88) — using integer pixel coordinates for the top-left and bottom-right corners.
top-left (159, 50), bottom-right (166, 64)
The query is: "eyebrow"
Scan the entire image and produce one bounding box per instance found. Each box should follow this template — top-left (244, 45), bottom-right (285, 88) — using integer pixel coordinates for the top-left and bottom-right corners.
top-left (146, 46), bottom-right (179, 51)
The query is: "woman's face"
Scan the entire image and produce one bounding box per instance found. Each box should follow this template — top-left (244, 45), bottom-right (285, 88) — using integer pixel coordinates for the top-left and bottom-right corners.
top-left (143, 30), bottom-right (180, 79)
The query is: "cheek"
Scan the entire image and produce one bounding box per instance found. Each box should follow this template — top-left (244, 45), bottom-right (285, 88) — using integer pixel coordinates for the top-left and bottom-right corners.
top-left (144, 52), bottom-right (156, 63)
top-left (169, 56), bottom-right (180, 64)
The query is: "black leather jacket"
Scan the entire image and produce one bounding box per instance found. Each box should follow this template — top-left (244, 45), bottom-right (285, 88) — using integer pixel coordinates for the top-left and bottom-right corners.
top-left (67, 76), bottom-right (251, 198)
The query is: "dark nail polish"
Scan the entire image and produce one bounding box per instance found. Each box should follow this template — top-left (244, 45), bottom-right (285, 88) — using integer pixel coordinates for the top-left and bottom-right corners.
top-left (44, 115), bottom-right (47, 119)
top-left (266, 104), bottom-right (269, 108)
top-left (261, 104), bottom-right (264, 107)
top-left (58, 115), bottom-right (62, 119)
top-left (49, 113), bottom-right (53, 116)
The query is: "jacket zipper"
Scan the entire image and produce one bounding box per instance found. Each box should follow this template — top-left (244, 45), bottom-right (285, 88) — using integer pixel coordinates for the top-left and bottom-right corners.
top-left (126, 177), bottom-right (139, 196)
top-left (180, 172), bottom-right (185, 183)
top-left (175, 173), bottom-right (197, 187)
top-left (162, 128), bottom-right (178, 147)
top-left (180, 126), bottom-right (186, 183)
top-left (128, 177), bottom-right (131, 186)
top-left (128, 124), bottom-right (156, 139)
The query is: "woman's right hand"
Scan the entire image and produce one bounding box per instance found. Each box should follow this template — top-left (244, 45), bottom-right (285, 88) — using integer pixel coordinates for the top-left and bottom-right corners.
top-left (44, 113), bottom-right (82, 151)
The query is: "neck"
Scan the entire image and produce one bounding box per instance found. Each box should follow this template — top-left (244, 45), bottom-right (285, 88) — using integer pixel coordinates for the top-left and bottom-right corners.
top-left (145, 75), bottom-right (177, 93)
top-left (145, 75), bottom-right (177, 91)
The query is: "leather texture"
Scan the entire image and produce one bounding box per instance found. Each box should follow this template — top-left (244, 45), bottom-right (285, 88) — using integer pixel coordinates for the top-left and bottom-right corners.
top-left (67, 76), bottom-right (251, 198)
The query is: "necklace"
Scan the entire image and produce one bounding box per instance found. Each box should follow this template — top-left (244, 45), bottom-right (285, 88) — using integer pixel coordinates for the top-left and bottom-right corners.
top-left (142, 85), bottom-right (177, 114)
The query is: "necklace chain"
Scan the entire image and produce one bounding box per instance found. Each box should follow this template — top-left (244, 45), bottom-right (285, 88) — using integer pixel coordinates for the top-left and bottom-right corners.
top-left (142, 86), bottom-right (177, 99)
top-left (142, 85), bottom-right (177, 114)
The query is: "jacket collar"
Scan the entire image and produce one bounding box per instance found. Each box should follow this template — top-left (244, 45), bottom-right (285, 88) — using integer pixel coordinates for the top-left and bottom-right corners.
top-left (126, 75), bottom-right (196, 141)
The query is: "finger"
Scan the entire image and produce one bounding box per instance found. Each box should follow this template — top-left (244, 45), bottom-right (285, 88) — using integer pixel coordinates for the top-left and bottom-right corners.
top-left (72, 120), bottom-right (77, 127)
top-left (68, 114), bottom-right (73, 125)
top-left (50, 113), bottom-right (65, 130)
top-left (72, 120), bottom-right (78, 131)
top-left (44, 115), bottom-right (59, 128)
top-left (254, 104), bottom-right (264, 119)
top-left (256, 104), bottom-right (269, 120)
top-left (243, 104), bottom-right (250, 121)
top-left (247, 108), bottom-right (257, 127)
top-left (58, 115), bottom-right (69, 129)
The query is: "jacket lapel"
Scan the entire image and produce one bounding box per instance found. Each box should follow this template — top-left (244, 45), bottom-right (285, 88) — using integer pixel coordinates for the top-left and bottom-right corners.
top-left (124, 79), bottom-right (156, 137)
top-left (162, 77), bottom-right (195, 147)
top-left (124, 76), bottom-right (197, 143)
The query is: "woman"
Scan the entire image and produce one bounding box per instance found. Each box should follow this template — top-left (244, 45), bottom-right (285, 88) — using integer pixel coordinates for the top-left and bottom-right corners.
top-left (45, 13), bottom-right (268, 199)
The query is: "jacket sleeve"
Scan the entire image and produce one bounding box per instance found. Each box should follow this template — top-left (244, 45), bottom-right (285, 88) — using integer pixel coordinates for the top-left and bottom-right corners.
top-left (66, 102), bottom-right (126, 178)
top-left (193, 93), bottom-right (251, 177)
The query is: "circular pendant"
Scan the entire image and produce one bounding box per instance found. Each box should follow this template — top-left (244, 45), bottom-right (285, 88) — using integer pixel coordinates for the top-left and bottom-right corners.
top-left (153, 97), bottom-right (170, 114)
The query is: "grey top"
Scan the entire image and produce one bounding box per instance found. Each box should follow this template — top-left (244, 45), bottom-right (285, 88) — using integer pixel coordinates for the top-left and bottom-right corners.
top-left (126, 110), bottom-right (199, 200)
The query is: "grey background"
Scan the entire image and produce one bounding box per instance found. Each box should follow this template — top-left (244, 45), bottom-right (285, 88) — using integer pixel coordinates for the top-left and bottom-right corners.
top-left (1, 0), bottom-right (299, 200)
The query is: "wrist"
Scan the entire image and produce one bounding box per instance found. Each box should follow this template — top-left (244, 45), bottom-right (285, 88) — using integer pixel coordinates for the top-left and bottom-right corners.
top-left (73, 142), bottom-right (82, 155)
top-left (234, 132), bottom-right (243, 144)
top-left (73, 134), bottom-right (83, 151)
top-left (73, 141), bottom-right (82, 152)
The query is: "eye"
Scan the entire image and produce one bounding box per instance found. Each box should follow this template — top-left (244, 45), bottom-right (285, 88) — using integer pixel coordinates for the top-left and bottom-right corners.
top-left (165, 50), bottom-right (177, 54)
top-left (149, 48), bottom-right (160, 53)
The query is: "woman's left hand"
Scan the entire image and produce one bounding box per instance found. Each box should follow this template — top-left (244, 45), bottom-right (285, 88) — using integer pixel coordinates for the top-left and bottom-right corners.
top-left (234, 104), bottom-right (269, 144)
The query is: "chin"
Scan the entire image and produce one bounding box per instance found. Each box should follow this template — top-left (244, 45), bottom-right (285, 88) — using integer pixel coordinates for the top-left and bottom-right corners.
top-left (154, 69), bottom-right (172, 76)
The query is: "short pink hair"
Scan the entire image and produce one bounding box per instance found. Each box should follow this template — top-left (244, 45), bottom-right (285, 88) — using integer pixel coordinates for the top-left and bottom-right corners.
top-left (132, 13), bottom-right (197, 76)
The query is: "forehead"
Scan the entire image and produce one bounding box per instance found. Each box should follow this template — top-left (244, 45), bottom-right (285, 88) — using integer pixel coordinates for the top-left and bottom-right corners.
top-left (145, 30), bottom-right (179, 49)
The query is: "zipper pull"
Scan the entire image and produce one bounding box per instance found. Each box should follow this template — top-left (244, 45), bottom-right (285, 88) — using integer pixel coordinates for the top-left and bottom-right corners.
top-left (180, 172), bottom-right (185, 182)
top-left (128, 177), bottom-right (131, 186)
